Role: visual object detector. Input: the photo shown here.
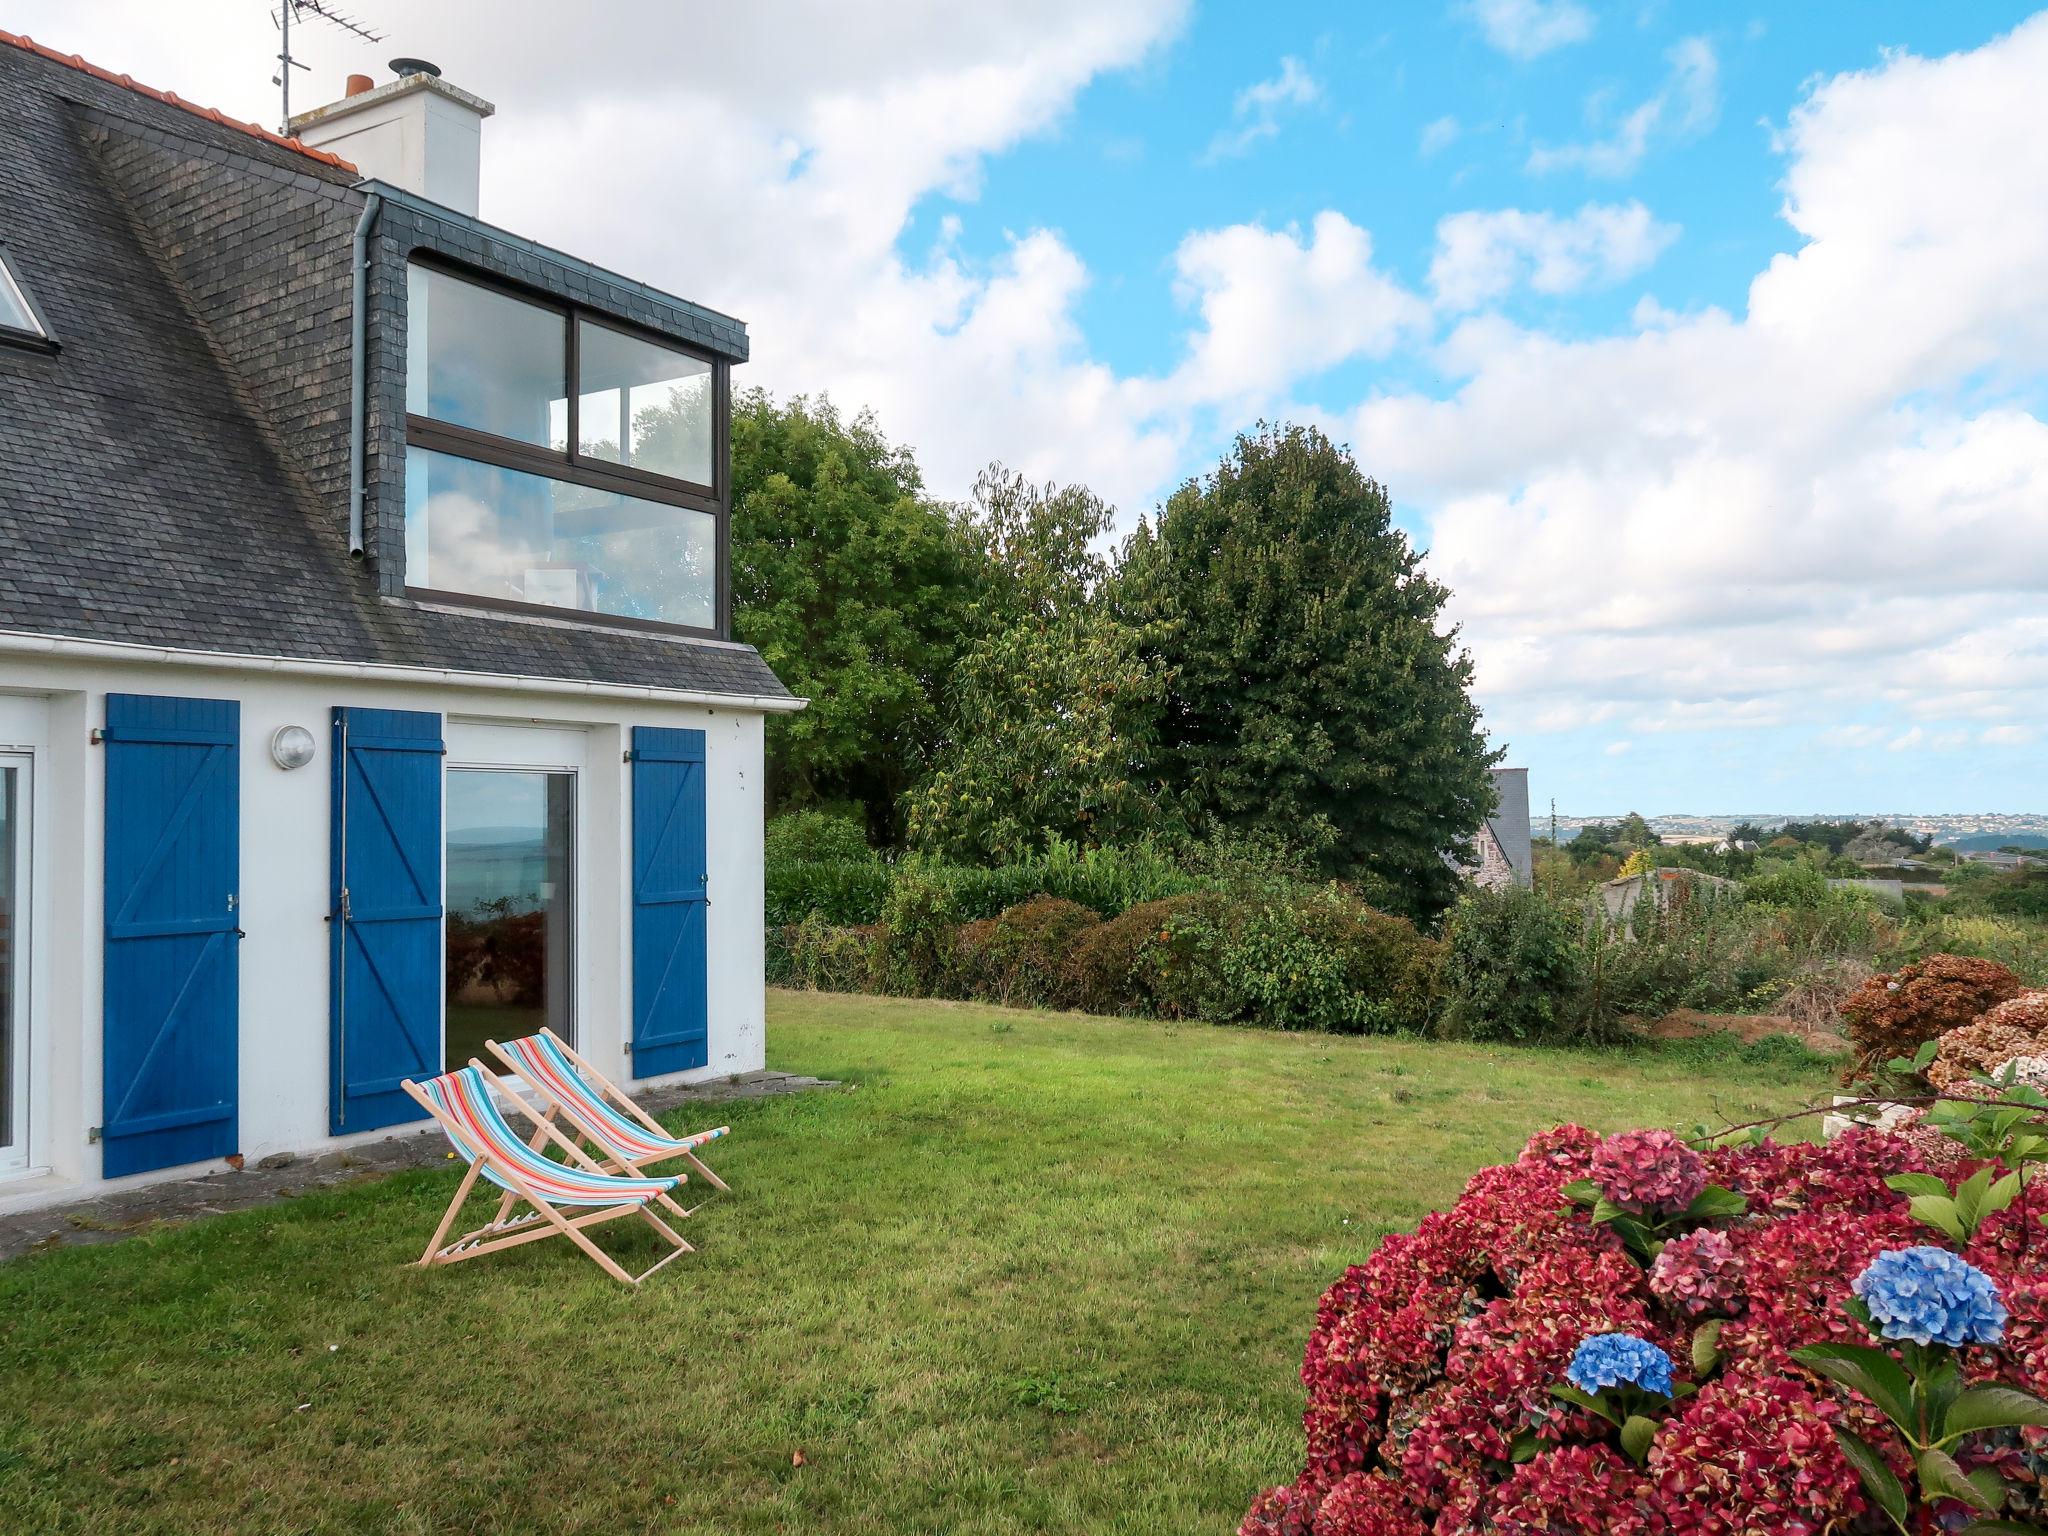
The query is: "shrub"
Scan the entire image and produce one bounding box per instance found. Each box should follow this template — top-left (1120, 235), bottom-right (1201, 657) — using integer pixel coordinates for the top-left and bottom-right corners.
top-left (1067, 893), bottom-right (1226, 1018)
top-left (765, 858), bottom-right (893, 926)
top-left (1886, 914), bottom-right (2048, 986)
top-left (1243, 1122), bottom-right (2048, 1535)
top-left (1214, 887), bottom-right (1439, 1034)
top-left (950, 897), bottom-right (1102, 1009)
top-left (1437, 886), bottom-right (1593, 1044)
top-left (1838, 952), bottom-right (2024, 1079)
top-left (1927, 989), bottom-right (2048, 1090)
top-left (777, 914), bottom-right (884, 993)
top-left (878, 867), bottom-right (960, 996)
top-left (763, 806), bottom-right (871, 865)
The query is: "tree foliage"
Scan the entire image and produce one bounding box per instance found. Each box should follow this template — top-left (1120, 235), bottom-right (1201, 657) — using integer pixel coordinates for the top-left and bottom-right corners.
top-left (1117, 423), bottom-right (1497, 919)
top-left (902, 468), bottom-right (1173, 862)
top-left (728, 392), bottom-right (972, 840)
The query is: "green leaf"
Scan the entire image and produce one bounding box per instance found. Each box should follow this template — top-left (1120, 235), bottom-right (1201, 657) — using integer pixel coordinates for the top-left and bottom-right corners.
top-left (1909, 1194), bottom-right (1969, 1244)
top-left (1985, 1171), bottom-right (2025, 1219)
top-left (1793, 1342), bottom-right (1916, 1429)
top-left (1956, 1168), bottom-right (1997, 1232)
top-left (1957, 1521), bottom-right (2048, 1534)
top-left (1919, 1446), bottom-right (2003, 1513)
top-left (1691, 1319), bottom-right (1724, 1378)
top-left (1833, 1426), bottom-right (1908, 1529)
top-left (1619, 1414), bottom-right (1658, 1466)
top-left (1508, 1430), bottom-right (1541, 1464)
top-left (1589, 1196), bottom-right (1628, 1225)
top-left (1887, 1173), bottom-right (1952, 1199)
top-left (1682, 1184), bottom-right (1749, 1220)
top-left (1560, 1179), bottom-right (1599, 1206)
top-left (1550, 1383), bottom-right (1620, 1427)
top-left (1946, 1384), bottom-right (2048, 1439)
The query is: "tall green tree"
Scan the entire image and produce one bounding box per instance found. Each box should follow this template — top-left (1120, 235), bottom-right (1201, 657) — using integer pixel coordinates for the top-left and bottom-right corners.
top-left (903, 467), bottom-right (1173, 862)
top-left (728, 391), bottom-right (973, 840)
top-left (1117, 423), bottom-right (1497, 919)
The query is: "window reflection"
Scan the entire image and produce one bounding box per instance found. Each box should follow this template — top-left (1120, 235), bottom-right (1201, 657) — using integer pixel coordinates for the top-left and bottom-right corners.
top-left (444, 769), bottom-right (574, 1071)
top-left (406, 265), bottom-right (566, 449)
top-left (577, 320), bottom-right (713, 486)
top-left (406, 446), bottom-right (717, 629)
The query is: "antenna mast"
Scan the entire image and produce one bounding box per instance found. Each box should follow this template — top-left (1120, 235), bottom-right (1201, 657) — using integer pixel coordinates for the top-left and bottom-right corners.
top-left (273, 0), bottom-right (386, 133)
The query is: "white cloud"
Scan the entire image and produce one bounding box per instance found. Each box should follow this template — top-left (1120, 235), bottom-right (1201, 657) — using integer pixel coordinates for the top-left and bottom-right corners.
top-left (1429, 201), bottom-right (1679, 310)
top-left (1156, 213), bottom-right (1431, 410)
top-left (1463, 0), bottom-right (1595, 61)
top-left (1203, 56), bottom-right (1320, 161)
top-left (1528, 36), bottom-right (1719, 176)
top-left (1354, 14), bottom-right (2048, 762)
top-left (1604, 740), bottom-right (1633, 756)
top-left (1420, 114), bottom-right (1462, 157)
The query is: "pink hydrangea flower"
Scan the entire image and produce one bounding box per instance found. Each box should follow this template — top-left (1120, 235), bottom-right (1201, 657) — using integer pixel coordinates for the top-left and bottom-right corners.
top-left (1309, 1472), bottom-right (1427, 1536)
top-left (1649, 1228), bottom-right (1745, 1319)
top-left (1590, 1129), bottom-right (1710, 1216)
top-left (1248, 1123), bottom-right (2048, 1536)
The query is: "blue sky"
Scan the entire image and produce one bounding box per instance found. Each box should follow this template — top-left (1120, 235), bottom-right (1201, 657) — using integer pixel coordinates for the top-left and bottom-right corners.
top-left (20, 1), bottom-right (2048, 817)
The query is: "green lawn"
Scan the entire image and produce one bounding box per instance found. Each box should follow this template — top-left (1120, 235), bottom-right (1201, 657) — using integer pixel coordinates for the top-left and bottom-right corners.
top-left (0, 992), bottom-right (1835, 1535)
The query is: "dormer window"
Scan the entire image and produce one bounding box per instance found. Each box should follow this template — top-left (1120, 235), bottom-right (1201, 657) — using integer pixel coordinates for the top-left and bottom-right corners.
top-left (0, 245), bottom-right (53, 346)
top-left (402, 260), bottom-right (724, 635)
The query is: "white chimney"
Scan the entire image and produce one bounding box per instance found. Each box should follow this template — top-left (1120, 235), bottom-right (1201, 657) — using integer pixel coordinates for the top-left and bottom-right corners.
top-left (289, 60), bottom-right (495, 216)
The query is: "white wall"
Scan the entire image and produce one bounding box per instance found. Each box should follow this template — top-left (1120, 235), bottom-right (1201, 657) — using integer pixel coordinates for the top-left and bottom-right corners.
top-left (0, 653), bottom-right (766, 1211)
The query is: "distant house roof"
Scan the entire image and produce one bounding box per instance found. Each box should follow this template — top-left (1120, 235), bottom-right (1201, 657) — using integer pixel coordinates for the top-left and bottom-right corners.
top-left (0, 40), bottom-right (791, 704)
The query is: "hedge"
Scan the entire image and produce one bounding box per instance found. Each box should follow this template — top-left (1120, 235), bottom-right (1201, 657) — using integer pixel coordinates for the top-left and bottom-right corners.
top-left (774, 883), bottom-right (1440, 1036)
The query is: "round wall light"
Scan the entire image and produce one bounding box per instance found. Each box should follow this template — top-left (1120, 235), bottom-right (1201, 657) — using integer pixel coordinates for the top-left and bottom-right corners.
top-left (270, 724), bottom-right (317, 771)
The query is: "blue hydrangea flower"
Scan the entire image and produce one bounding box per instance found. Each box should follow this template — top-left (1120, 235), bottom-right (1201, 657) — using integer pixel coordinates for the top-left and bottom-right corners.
top-left (1567, 1333), bottom-right (1676, 1397)
top-left (1853, 1246), bottom-right (2007, 1348)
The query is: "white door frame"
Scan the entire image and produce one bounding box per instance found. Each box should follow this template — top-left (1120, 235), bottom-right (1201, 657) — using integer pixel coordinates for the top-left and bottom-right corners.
top-left (0, 693), bottom-right (48, 1179)
top-left (442, 721), bottom-right (590, 1064)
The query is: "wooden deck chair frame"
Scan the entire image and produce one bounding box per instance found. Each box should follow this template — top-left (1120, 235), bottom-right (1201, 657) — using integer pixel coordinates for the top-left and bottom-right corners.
top-left (401, 1064), bottom-right (694, 1288)
top-left (486, 1026), bottom-right (732, 1199)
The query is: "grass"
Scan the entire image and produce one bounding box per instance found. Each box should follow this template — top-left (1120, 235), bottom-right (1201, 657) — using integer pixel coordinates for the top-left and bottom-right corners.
top-left (0, 992), bottom-right (1838, 1535)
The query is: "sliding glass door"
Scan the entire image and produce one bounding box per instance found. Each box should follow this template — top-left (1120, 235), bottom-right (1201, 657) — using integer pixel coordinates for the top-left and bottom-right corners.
top-left (443, 767), bottom-right (575, 1071)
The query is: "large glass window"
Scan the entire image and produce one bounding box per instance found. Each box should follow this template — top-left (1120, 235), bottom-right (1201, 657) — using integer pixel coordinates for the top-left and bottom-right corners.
top-left (577, 320), bottom-right (713, 486)
top-left (403, 262), bottom-right (724, 632)
top-left (444, 768), bottom-right (575, 1071)
top-left (406, 446), bottom-right (717, 629)
top-left (406, 265), bottom-right (566, 448)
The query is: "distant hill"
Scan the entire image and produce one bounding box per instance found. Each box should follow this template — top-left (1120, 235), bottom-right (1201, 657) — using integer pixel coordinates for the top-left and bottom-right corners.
top-left (1948, 832), bottom-right (2048, 851)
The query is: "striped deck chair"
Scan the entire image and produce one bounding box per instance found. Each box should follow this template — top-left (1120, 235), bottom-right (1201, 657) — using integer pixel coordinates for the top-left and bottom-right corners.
top-left (401, 1064), bottom-right (693, 1287)
top-left (488, 1027), bottom-right (732, 1203)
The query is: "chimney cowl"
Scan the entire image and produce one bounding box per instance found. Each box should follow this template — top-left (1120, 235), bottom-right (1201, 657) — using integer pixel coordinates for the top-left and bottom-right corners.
top-left (388, 57), bottom-right (441, 79)
top-left (344, 73), bottom-right (375, 98)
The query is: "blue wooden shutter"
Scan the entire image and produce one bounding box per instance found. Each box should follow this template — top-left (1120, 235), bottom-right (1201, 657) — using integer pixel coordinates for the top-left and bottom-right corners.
top-left (330, 707), bottom-right (443, 1133)
top-left (632, 726), bottom-right (708, 1077)
top-left (102, 693), bottom-right (240, 1177)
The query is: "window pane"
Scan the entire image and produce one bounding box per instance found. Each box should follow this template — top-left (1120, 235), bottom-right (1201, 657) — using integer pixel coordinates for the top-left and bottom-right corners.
top-left (406, 265), bottom-right (566, 448)
top-left (577, 320), bottom-right (713, 485)
top-left (0, 254), bottom-right (42, 336)
top-left (406, 446), bottom-right (716, 628)
top-left (444, 769), bottom-right (575, 1070)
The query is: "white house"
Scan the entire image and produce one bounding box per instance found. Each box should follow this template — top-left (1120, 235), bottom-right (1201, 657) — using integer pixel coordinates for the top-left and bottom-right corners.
top-left (0, 38), bottom-right (800, 1210)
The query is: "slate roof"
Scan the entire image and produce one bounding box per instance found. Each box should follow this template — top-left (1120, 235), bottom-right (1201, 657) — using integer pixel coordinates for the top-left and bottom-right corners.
top-left (0, 42), bottom-right (793, 704)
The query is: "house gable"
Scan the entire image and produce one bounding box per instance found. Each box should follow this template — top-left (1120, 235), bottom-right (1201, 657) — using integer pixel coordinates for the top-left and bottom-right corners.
top-left (0, 43), bottom-right (791, 705)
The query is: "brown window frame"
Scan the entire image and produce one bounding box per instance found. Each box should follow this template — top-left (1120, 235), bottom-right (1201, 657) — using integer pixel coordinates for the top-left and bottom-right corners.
top-left (401, 254), bottom-right (732, 640)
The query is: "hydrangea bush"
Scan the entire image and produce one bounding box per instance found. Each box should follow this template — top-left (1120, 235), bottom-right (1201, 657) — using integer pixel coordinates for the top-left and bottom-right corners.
top-left (1243, 1122), bottom-right (2048, 1535)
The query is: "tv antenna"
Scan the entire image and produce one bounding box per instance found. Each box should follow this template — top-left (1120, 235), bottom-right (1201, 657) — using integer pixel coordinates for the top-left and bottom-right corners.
top-left (273, 1), bottom-right (386, 132)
